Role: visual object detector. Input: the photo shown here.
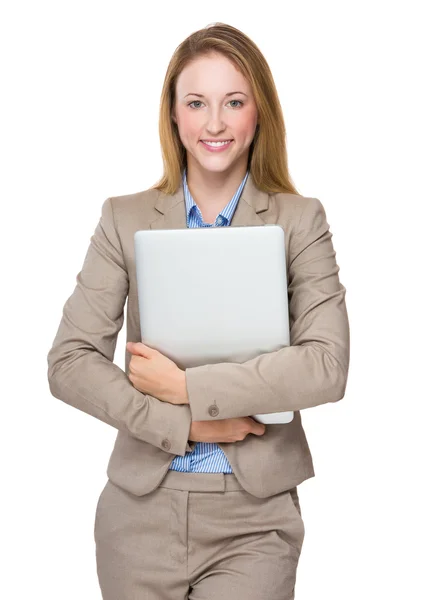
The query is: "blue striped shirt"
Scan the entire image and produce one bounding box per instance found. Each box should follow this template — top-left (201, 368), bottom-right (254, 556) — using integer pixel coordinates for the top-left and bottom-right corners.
top-left (168, 168), bottom-right (250, 473)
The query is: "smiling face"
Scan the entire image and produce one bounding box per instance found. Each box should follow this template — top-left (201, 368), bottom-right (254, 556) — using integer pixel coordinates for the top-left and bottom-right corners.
top-left (172, 53), bottom-right (259, 177)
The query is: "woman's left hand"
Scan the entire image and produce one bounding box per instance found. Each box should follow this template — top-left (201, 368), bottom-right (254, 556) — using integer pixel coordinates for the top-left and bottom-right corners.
top-left (126, 342), bottom-right (189, 405)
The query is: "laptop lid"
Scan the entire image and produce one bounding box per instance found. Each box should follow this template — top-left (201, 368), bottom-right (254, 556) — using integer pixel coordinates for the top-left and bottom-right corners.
top-left (134, 224), bottom-right (293, 424)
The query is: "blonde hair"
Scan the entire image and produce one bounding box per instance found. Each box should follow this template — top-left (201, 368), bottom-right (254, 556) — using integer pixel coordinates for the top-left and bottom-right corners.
top-left (151, 22), bottom-right (301, 196)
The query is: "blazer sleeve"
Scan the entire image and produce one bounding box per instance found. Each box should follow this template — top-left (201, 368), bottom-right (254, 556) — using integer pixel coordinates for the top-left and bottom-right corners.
top-left (47, 197), bottom-right (193, 456)
top-left (184, 196), bottom-right (350, 421)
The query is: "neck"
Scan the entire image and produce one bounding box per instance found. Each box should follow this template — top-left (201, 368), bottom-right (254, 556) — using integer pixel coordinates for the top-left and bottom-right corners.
top-left (185, 159), bottom-right (248, 211)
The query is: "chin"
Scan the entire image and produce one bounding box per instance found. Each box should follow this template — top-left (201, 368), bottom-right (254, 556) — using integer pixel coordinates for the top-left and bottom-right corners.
top-left (200, 163), bottom-right (234, 173)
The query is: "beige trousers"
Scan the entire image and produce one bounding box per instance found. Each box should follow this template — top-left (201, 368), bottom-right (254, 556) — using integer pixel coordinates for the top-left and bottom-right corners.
top-left (94, 470), bottom-right (305, 599)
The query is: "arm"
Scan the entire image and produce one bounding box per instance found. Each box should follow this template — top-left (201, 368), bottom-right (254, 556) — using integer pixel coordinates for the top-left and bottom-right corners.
top-left (47, 197), bottom-right (193, 456)
top-left (184, 197), bottom-right (350, 421)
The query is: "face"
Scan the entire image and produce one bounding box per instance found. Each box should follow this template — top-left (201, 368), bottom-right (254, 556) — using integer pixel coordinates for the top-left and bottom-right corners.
top-left (172, 53), bottom-right (259, 176)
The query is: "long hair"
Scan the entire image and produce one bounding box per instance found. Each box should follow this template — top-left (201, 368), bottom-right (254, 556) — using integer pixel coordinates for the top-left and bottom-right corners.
top-left (151, 22), bottom-right (301, 196)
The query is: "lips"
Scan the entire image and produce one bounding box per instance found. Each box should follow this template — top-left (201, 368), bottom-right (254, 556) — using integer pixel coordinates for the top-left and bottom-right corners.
top-left (199, 139), bottom-right (234, 152)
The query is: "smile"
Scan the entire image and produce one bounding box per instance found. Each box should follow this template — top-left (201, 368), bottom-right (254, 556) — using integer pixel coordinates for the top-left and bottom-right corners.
top-left (200, 140), bottom-right (233, 152)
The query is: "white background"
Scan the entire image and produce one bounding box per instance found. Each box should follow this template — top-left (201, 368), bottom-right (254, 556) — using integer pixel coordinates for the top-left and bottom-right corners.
top-left (1, 1), bottom-right (431, 598)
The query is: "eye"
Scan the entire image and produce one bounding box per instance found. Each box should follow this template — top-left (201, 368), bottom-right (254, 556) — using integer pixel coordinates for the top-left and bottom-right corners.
top-left (187, 99), bottom-right (244, 109)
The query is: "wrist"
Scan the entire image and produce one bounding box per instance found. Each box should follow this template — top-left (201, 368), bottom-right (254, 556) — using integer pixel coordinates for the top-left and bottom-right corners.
top-left (175, 370), bottom-right (189, 404)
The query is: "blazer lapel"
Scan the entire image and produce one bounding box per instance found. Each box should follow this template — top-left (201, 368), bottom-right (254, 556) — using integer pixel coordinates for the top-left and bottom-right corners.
top-left (149, 172), bottom-right (270, 230)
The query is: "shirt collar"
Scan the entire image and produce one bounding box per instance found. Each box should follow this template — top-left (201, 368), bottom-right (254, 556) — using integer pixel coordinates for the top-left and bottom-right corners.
top-left (182, 168), bottom-right (249, 226)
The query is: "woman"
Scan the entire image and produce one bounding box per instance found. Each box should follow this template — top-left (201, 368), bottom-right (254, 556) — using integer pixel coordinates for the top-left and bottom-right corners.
top-left (47, 22), bottom-right (350, 600)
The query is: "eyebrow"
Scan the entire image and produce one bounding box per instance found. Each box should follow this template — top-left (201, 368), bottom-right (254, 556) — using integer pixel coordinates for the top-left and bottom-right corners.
top-left (183, 91), bottom-right (248, 98)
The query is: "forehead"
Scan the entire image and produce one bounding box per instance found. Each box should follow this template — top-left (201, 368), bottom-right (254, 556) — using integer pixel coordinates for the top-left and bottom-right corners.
top-left (176, 54), bottom-right (249, 93)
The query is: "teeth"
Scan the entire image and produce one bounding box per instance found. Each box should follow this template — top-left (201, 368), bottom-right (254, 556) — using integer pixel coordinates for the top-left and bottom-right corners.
top-left (202, 140), bottom-right (231, 146)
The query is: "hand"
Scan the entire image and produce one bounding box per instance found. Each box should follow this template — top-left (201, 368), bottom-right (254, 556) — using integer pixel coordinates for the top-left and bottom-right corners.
top-left (189, 417), bottom-right (266, 443)
top-left (126, 342), bottom-right (189, 405)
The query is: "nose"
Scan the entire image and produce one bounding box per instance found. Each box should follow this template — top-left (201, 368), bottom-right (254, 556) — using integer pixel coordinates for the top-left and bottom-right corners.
top-left (204, 108), bottom-right (227, 135)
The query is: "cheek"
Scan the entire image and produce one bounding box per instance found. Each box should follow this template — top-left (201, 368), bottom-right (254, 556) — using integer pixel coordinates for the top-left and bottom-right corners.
top-left (232, 109), bottom-right (258, 138)
top-left (177, 110), bottom-right (200, 138)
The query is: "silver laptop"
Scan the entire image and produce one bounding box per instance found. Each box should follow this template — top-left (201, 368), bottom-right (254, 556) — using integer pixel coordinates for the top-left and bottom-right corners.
top-left (134, 225), bottom-right (294, 425)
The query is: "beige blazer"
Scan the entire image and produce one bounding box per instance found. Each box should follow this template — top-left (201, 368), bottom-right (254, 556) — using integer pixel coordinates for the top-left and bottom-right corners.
top-left (47, 174), bottom-right (350, 499)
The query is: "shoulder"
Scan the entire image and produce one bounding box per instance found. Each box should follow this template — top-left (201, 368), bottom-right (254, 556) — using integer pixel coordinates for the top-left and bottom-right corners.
top-left (272, 191), bottom-right (325, 212)
top-left (271, 192), bottom-right (328, 231)
top-left (105, 187), bottom-right (160, 224)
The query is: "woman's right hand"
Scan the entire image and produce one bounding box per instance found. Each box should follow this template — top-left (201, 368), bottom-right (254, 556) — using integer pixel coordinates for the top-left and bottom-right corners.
top-left (188, 417), bottom-right (266, 443)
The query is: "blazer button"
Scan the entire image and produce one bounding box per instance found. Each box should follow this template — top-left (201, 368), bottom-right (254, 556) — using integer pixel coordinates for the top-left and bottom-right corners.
top-left (208, 404), bottom-right (219, 417)
top-left (162, 438), bottom-right (171, 451)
